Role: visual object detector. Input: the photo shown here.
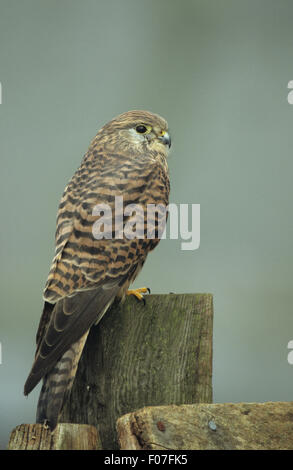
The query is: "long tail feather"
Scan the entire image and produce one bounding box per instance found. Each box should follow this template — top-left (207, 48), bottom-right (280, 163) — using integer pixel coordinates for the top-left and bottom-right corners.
top-left (36, 331), bottom-right (89, 430)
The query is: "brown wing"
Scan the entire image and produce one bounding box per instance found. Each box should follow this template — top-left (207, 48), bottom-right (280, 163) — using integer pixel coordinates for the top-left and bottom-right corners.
top-left (24, 158), bottom-right (169, 396)
top-left (24, 279), bottom-right (127, 395)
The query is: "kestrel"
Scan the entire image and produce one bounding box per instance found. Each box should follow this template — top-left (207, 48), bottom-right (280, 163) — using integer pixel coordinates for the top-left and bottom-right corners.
top-left (24, 110), bottom-right (171, 430)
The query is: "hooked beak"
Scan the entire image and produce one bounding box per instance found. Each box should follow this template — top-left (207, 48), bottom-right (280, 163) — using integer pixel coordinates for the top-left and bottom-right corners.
top-left (158, 131), bottom-right (171, 148)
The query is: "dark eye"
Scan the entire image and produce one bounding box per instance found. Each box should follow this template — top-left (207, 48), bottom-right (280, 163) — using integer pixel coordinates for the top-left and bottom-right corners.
top-left (136, 125), bottom-right (147, 134)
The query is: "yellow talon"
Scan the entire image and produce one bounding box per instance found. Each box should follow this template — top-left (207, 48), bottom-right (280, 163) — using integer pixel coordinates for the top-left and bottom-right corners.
top-left (127, 287), bottom-right (150, 302)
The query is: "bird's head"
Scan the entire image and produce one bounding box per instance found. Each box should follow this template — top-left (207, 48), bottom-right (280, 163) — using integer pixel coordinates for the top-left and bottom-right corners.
top-left (97, 110), bottom-right (171, 156)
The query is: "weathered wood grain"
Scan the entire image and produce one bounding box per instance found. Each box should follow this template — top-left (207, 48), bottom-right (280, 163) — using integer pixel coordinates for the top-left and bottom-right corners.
top-left (8, 423), bottom-right (101, 450)
top-left (60, 293), bottom-right (213, 449)
top-left (117, 402), bottom-right (293, 450)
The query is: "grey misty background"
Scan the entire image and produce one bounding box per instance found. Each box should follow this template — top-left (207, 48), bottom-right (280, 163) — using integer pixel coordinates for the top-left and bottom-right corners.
top-left (1, 0), bottom-right (293, 448)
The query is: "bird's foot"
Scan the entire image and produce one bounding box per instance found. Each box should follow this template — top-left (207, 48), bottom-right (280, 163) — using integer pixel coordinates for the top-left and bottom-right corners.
top-left (127, 287), bottom-right (150, 304)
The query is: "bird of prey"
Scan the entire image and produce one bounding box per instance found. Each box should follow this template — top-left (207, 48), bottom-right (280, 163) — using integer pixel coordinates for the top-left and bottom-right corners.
top-left (24, 110), bottom-right (171, 430)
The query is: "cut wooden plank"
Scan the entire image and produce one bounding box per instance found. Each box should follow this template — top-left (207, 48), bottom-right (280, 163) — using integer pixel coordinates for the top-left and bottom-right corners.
top-left (117, 402), bottom-right (293, 450)
top-left (8, 423), bottom-right (101, 450)
top-left (60, 293), bottom-right (213, 449)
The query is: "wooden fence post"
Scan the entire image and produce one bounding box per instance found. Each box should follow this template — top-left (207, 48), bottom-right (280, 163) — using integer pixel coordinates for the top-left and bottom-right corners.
top-left (8, 293), bottom-right (293, 450)
top-left (60, 293), bottom-right (213, 449)
top-left (117, 402), bottom-right (293, 450)
top-left (8, 423), bottom-right (101, 450)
